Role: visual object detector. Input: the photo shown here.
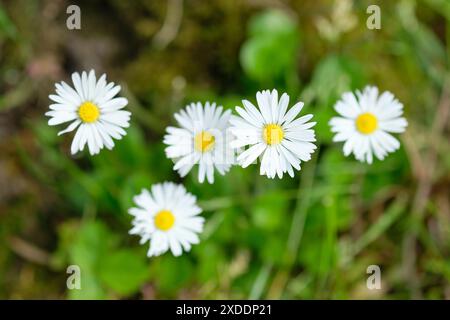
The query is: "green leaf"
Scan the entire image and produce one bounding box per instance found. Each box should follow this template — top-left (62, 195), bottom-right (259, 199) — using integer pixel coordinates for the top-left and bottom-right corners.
top-left (240, 35), bottom-right (298, 82)
top-left (251, 193), bottom-right (287, 231)
top-left (240, 9), bottom-right (300, 82)
top-left (98, 249), bottom-right (150, 296)
top-left (70, 221), bottom-right (118, 269)
top-left (65, 221), bottom-right (118, 299)
top-left (302, 55), bottom-right (365, 106)
top-left (68, 270), bottom-right (107, 300)
top-left (0, 5), bottom-right (17, 39)
top-left (154, 255), bottom-right (193, 294)
top-left (248, 9), bottom-right (297, 37)
top-left (54, 221), bottom-right (149, 299)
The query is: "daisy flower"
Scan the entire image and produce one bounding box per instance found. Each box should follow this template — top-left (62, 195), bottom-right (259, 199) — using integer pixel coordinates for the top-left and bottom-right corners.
top-left (229, 89), bottom-right (317, 179)
top-left (128, 182), bottom-right (204, 257)
top-left (45, 70), bottom-right (131, 155)
top-left (329, 86), bottom-right (408, 163)
top-left (163, 102), bottom-right (234, 184)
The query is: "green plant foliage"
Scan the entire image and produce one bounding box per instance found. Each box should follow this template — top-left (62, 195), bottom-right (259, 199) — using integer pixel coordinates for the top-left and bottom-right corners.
top-left (53, 221), bottom-right (149, 298)
top-left (240, 10), bottom-right (300, 83)
top-left (1, 0), bottom-right (449, 300)
top-left (0, 4), bottom-right (17, 40)
top-left (98, 249), bottom-right (150, 296)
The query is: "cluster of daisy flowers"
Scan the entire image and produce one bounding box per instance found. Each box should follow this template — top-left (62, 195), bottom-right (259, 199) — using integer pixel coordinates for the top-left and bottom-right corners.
top-left (46, 70), bottom-right (407, 257)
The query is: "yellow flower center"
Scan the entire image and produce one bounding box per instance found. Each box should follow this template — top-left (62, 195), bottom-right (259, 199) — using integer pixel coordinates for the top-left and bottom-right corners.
top-left (263, 124), bottom-right (284, 145)
top-left (355, 112), bottom-right (378, 134)
top-left (154, 210), bottom-right (175, 231)
top-left (194, 131), bottom-right (215, 152)
top-left (78, 101), bottom-right (100, 123)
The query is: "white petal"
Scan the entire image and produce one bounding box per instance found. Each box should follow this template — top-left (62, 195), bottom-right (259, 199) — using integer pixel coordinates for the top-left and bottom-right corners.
top-left (86, 125), bottom-right (99, 155)
top-left (58, 120), bottom-right (81, 136)
top-left (71, 124), bottom-right (86, 154)
top-left (238, 143), bottom-right (266, 168)
top-left (48, 112), bottom-right (78, 125)
top-left (100, 97), bottom-right (128, 112)
top-left (87, 69), bottom-right (97, 101)
top-left (71, 72), bottom-right (85, 101)
top-left (101, 111), bottom-right (131, 128)
top-left (256, 90), bottom-right (272, 123)
top-left (277, 93), bottom-right (289, 123)
top-left (242, 100), bottom-right (264, 124)
top-left (282, 101), bottom-right (304, 125)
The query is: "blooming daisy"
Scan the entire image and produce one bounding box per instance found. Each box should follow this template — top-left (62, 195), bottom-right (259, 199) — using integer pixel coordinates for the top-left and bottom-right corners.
top-left (128, 182), bottom-right (204, 257)
top-left (163, 102), bottom-right (234, 184)
top-left (45, 70), bottom-right (131, 155)
top-left (329, 86), bottom-right (408, 163)
top-left (229, 89), bottom-right (317, 179)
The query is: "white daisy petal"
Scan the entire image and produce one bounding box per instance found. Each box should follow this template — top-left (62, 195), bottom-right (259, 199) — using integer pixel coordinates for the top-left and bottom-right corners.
top-left (46, 70), bottom-right (131, 156)
top-left (93, 74), bottom-right (107, 101)
top-left (277, 93), bottom-right (289, 123)
top-left (242, 100), bottom-right (265, 124)
top-left (57, 120), bottom-right (81, 136)
top-left (100, 97), bottom-right (129, 112)
top-left (86, 125), bottom-right (99, 155)
top-left (81, 71), bottom-right (89, 101)
top-left (90, 123), bottom-right (104, 152)
top-left (49, 94), bottom-right (74, 106)
top-left (377, 130), bottom-right (400, 151)
top-left (70, 123), bottom-right (85, 154)
top-left (164, 102), bottom-right (234, 184)
top-left (238, 142), bottom-right (266, 168)
top-left (338, 92), bottom-right (361, 117)
top-left (96, 122), bottom-right (115, 150)
top-left (236, 106), bottom-right (260, 126)
top-left (128, 182), bottom-right (204, 258)
top-left (282, 101), bottom-right (304, 125)
top-left (47, 112), bottom-right (78, 125)
top-left (168, 235), bottom-right (183, 257)
top-left (329, 117), bottom-right (354, 131)
top-left (101, 110), bottom-right (131, 128)
top-left (71, 72), bottom-right (85, 101)
top-left (99, 120), bottom-right (127, 139)
top-left (49, 103), bottom-right (77, 112)
top-left (370, 133), bottom-right (387, 160)
top-left (230, 90), bottom-right (316, 178)
top-left (343, 136), bottom-right (357, 156)
top-left (270, 89), bottom-right (279, 122)
top-left (97, 85), bottom-right (122, 105)
top-left (206, 162), bottom-right (214, 184)
top-left (329, 85), bottom-right (407, 163)
top-left (87, 69), bottom-right (96, 101)
top-left (198, 158), bottom-right (206, 183)
top-left (78, 124), bottom-right (89, 153)
top-left (147, 232), bottom-right (169, 257)
top-left (256, 90), bottom-right (273, 123)
top-left (278, 145), bottom-right (300, 170)
top-left (379, 118), bottom-right (408, 133)
top-left (283, 115), bottom-right (315, 130)
top-left (55, 83), bottom-right (81, 106)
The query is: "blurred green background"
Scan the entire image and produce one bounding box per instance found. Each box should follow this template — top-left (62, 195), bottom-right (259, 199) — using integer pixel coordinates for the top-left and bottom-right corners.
top-left (0, 0), bottom-right (449, 299)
